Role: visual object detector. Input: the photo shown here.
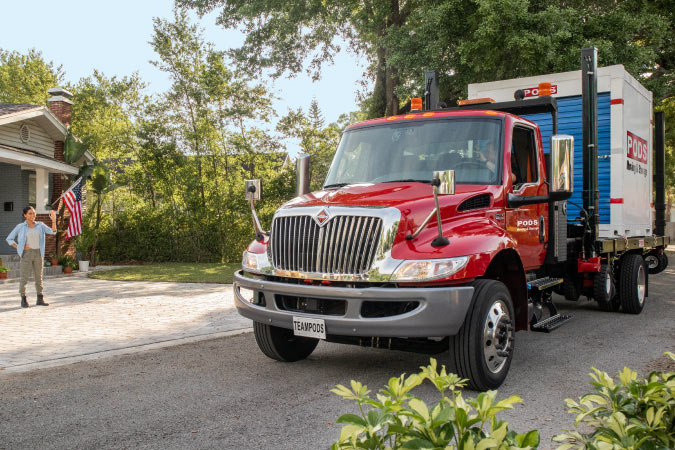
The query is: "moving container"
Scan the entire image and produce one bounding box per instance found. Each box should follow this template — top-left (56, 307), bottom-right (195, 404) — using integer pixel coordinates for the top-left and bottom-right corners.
top-left (468, 65), bottom-right (653, 238)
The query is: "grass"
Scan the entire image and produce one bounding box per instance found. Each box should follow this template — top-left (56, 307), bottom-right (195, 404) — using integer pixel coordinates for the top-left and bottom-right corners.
top-left (89, 262), bottom-right (241, 284)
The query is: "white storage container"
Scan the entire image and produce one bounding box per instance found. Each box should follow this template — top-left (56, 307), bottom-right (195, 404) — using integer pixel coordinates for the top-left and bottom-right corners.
top-left (468, 65), bottom-right (653, 238)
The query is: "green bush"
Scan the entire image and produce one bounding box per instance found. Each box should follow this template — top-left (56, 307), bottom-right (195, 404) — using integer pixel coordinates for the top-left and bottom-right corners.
top-left (331, 358), bottom-right (539, 450)
top-left (554, 352), bottom-right (675, 450)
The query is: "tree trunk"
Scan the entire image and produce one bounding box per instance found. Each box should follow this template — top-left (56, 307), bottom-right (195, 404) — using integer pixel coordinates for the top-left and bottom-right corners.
top-left (90, 193), bottom-right (103, 267)
top-left (384, 62), bottom-right (400, 116)
top-left (368, 45), bottom-right (387, 118)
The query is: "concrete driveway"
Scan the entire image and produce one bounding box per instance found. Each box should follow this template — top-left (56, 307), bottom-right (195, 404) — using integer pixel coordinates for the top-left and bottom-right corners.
top-left (0, 275), bottom-right (250, 373)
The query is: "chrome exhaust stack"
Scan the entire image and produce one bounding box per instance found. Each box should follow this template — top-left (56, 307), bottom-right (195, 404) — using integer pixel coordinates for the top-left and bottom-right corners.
top-left (296, 153), bottom-right (311, 197)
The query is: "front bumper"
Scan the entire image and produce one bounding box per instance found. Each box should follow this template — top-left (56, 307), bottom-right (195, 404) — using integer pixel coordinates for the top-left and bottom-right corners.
top-left (233, 270), bottom-right (474, 337)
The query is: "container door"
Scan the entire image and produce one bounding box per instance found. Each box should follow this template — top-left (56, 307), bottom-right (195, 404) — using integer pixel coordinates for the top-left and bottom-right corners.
top-left (506, 125), bottom-right (548, 270)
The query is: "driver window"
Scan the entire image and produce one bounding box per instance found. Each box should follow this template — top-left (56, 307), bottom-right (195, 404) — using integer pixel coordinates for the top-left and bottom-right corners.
top-left (511, 126), bottom-right (537, 189)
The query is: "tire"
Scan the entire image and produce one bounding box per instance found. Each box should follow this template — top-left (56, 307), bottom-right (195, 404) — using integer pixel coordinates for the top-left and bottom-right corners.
top-left (449, 279), bottom-right (515, 391)
top-left (619, 254), bottom-right (647, 315)
top-left (253, 322), bottom-right (319, 362)
top-left (594, 263), bottom-right (620, 312)
top-left (645, 252), bottom-right (668, 275)
top-left (562, 276), bottom-right (580, 301)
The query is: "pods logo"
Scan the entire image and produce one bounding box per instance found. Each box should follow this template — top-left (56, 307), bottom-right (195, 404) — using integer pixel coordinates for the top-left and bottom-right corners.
top-left (627, 131), bottom-right (648, 164)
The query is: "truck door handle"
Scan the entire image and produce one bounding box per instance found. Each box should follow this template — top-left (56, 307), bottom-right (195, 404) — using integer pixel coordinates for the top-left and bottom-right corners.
top-left (539, 216), bottom-right (545, 243)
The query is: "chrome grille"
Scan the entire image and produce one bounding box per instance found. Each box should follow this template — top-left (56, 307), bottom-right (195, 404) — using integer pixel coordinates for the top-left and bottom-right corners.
top-left (270, 215), bottom-right (383, 274)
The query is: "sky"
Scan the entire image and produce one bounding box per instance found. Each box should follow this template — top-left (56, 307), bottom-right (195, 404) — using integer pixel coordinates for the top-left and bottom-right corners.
top-left (0, 1), bottom-right (368, 139)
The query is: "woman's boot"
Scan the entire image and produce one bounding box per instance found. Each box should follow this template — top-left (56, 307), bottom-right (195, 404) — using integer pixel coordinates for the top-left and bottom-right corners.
top-left (21, 295), bottom-right (29, 308)
top-left (36, 294), bottom-right (49, 306)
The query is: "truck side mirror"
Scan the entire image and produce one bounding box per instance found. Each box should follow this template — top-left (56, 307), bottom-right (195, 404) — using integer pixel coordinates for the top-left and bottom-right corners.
top-left (550, 135), bottom-right (574, 193)
top-left (433, 170), bottom-right (455, 195)
top-left (245, 179), bottom-right (262, 201)
top-left (244, 179), bottom-right (266, 240)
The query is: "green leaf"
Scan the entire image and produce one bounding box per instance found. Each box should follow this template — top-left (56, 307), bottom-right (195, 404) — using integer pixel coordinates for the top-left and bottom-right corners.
top-left (337, 414), bottom-right (367, 427)
top-left (402, 438), bottom-right (436, 449)
top-left (514, 430), bottom-right (539, 447)
top-left (338, 424), bottom-right (364, 442)
top-left (408, 398), bottom-right (430, 423)
top-left (475, 438), bottom-right (498, 450)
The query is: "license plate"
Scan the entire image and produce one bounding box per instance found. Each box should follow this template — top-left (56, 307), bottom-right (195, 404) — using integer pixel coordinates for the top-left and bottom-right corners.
top-left (292, 316), bottom-right (326, 339)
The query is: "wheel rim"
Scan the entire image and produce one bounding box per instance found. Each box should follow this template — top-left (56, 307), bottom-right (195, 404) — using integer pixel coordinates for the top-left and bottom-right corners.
top-left (645, 255), bottom-right (658, 269)
top-left (637, 264), bottom-right (646, 305)
top-left (605, 271), bottom-right (612, 296)
top-left (483, 299), bottom-right (512, 374)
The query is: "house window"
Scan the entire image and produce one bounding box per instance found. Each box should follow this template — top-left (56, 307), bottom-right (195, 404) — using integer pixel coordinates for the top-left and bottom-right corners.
top-left (28, 173), bottom-right (36, 208)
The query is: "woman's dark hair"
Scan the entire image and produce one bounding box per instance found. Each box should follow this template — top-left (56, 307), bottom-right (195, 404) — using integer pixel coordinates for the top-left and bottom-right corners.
top-left (22, 206), bottom-right (35, 217)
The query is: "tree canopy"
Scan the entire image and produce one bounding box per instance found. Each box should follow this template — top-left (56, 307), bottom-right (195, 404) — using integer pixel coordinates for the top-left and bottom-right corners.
top-left (0, 48), bottom-right (64, 105)
top-left (178, 0), bottom-right (673, 117)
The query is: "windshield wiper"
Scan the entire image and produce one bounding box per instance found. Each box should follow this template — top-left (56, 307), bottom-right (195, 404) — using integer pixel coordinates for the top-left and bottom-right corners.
top-left (323, 183), bottom-right (351, 189)
top-left (381, 179), bottom-right (431, 184)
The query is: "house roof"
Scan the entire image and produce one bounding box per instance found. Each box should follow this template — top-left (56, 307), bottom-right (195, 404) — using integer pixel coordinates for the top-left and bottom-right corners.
top-left (0, 103), bottom-right (42, 115)
top-left (0, 104), bottom-right (67, 140)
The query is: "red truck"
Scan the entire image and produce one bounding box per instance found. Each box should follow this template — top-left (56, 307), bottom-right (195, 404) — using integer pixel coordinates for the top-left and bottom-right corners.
top-left (233, 48), bottom-right (669, 390)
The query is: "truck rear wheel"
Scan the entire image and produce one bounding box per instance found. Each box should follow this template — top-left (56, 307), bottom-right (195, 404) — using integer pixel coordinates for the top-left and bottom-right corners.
top-left (645, 252), bottom-right (668, 275)
top-left (619, 254), bottom-right (647, 315)
top-left (449, 279), bottom-right (514, 391)
top-left (253, 322), bottom-right (319, 362)
top-left (594, 263), bottom-right (620, 312)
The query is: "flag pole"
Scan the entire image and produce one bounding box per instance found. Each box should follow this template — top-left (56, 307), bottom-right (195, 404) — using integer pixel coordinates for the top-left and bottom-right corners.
top-left (50, 176), bottom-right (82, 208)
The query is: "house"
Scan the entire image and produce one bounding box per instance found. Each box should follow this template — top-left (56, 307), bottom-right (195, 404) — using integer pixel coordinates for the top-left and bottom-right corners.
top-left (0, 88), bottom-right (93, 256)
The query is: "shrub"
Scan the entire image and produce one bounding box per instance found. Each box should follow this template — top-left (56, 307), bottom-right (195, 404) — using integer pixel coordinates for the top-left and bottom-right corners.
top-left (58, 255), bottom-right (77, 269)
top-left (331, 358), bottom-right (539, 450)
top-left (554, 352), bottom-right (675, 450)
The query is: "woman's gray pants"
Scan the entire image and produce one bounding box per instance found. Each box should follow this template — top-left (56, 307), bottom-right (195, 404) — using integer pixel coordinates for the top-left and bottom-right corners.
top-left (19, 249), bottom-right (43, 295)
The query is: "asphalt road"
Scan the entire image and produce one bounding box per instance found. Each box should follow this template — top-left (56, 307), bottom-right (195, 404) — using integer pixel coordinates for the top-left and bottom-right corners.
top-left (1, 266), bottom-right (674, 450)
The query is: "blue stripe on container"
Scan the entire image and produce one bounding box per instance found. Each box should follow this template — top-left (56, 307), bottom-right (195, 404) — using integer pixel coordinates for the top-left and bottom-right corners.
top-left (521, 93), bottom-right (611, 224)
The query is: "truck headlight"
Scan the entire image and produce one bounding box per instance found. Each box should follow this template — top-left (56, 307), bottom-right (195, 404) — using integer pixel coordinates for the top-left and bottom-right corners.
top-left (392, 256), bottom-right (469, 281)
top-left (241, 250), bottom-right (268, 272)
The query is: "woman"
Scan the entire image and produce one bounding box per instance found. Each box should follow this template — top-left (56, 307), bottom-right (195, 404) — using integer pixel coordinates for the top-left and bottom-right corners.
top-left (5, 206), bottom-right (57, 308)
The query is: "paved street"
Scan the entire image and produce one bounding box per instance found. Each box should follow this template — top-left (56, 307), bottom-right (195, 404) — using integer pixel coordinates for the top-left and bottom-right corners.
top-left (0, 266), bottom-right (673, 449)
top-left (0, 275), bottom-right (250, 373)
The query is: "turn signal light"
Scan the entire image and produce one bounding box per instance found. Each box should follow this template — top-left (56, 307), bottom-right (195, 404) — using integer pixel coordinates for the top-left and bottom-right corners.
top-left (538, 82), bottom-right (552, 96)
top-left (411, 97), bottom-right (423, 111)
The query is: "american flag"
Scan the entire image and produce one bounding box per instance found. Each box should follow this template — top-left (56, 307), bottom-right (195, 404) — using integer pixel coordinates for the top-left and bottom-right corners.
top-left (62, 177), bottom-right (83, 240)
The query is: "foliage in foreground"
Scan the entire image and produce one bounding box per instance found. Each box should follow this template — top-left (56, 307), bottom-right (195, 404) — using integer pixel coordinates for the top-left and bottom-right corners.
top-left (331, 358), bottom-right (539, 450)
top-left (553, 352), bottom-right (675, 450)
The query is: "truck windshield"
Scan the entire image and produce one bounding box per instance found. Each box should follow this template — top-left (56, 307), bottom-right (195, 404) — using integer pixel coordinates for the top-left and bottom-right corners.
top-left (324, 118), bottom-right (502, 187)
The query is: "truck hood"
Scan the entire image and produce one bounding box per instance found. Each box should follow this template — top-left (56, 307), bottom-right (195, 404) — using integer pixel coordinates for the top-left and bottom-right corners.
top-left (278, 182), bottom-right (506, 260)
top-left (283, 182), bottom-right (487, 209)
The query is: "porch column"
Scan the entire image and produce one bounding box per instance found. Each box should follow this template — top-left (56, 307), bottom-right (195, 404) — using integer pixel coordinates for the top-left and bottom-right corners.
top-left (35, 168), bottom-right (50, 213)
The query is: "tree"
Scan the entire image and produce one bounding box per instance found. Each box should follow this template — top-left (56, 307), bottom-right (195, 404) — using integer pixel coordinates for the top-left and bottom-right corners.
top-left (277, 104), bottom-right (341, 190)
top-left (0, 48), bottom-right (64, 105)
top-left (308, 98), bottom-right (324, 129)
top-left (178, 0), bottom-right (672, 117)
top-left (656, 97), bottom-right (675, 219)
top-left (385, 0), bottom-right (672, 105)
top-left (176, 0), bottom-right (423, 117)
top-left (86, 164), bottom-right (121, 266)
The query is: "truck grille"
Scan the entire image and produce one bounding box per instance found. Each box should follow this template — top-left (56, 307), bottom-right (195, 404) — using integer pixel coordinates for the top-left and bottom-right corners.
top-left (270, 215), bottom-right (383, 274)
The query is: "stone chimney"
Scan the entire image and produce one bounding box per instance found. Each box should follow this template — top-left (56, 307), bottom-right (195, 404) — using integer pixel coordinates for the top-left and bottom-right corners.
top-left (47, 87), bottom-right (73, 127)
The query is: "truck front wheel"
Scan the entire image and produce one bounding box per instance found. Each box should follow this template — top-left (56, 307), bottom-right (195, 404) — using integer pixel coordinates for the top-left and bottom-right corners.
top-left (449, 279), bottom-right (514, 391)
top-left (619, 254), bottom-right (647, 315)
top-left (253, 322), bottom-right (319, 362)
